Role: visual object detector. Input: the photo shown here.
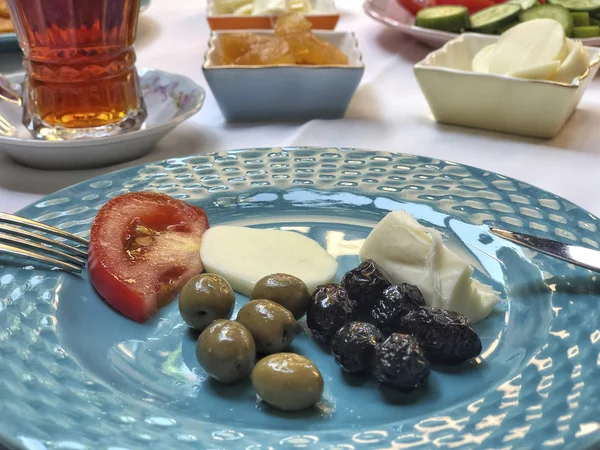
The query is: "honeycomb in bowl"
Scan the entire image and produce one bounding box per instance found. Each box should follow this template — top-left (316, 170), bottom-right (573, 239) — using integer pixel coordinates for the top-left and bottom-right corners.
top-left (219, 33), bottom-right (295, 65)
top-left (285, 33), bottom-right (348, 65)
top-left (218, 13), bottom-right (349, 66)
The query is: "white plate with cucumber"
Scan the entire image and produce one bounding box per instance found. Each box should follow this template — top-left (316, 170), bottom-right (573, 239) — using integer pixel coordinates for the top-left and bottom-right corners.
top-left (364, 0), bottom-right (600, 47)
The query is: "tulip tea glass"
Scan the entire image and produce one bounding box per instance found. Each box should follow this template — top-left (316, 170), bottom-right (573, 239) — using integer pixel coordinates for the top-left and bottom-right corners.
top-left (3, 0), bottom-right (147, 140)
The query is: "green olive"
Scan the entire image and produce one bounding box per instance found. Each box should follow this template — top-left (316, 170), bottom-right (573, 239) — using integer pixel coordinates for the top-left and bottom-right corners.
top-left (250, 273), bottom-right (310, 319)
top-left (236, 300), bottom-right (296, 354)
top-left (196, 319), bottom-right (256, 384)
top-left (179, 273), bottom-right (235, 332)
top-left (251, 353), bottom-right (324, 411)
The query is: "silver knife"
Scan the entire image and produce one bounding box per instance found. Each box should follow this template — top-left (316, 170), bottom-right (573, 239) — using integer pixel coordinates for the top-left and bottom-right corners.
top-left (489, 226), bottom-right (600, 274)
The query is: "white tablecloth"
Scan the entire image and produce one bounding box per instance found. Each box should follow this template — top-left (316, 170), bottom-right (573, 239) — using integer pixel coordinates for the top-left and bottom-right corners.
top-left (2, 0), bottom-right (600, 216)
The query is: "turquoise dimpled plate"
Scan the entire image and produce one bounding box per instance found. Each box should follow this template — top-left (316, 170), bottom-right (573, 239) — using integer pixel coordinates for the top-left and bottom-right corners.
top-left (0, 147), bottom-right (599, 449)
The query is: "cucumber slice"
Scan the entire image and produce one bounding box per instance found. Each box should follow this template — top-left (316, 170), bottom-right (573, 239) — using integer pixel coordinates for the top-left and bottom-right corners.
top-left (590, 16), bottom-right (600, 23)
top-left (519, 4), bottom-right (574, 36)
top-left (415, 6), bottom-right (471, 32)
top-left (508, 0), bottom-right (539, 10)
top-left (571, 11), bottom-right (591, 24)
top-left (573, 24), bottom-right (600, 35)
top-left (548, 0), bottom-right (600, 12)
top-left (470, 4), bottom-right (521, 34)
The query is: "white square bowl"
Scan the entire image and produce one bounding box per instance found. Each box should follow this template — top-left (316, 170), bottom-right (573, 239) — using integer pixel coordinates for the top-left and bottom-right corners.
top-left (413, 33), bottom-right (600, 139)
top-left (203, 30), bottom-right (364, 122)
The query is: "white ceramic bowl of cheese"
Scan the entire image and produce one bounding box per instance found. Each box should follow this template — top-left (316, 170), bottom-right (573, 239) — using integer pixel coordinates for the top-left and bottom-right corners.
top-left (413, 33), bottom-right (600, 139)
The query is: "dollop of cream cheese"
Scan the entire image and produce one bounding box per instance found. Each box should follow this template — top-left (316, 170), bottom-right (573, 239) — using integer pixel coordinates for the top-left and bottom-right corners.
top-left (200, 225), bottom-right (337, 296)
top-left (359, 211), bottom-right (499, 323)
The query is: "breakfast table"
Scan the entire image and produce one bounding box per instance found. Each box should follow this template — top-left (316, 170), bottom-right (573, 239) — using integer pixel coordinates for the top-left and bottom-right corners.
top-left (2, 2), bottom-right (600, 449)
top-left (1, 0), bottom-right (600, 215)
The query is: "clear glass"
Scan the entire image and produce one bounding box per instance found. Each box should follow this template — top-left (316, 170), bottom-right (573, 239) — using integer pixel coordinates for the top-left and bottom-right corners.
top-left (6, 0), bottom-right (147, 140)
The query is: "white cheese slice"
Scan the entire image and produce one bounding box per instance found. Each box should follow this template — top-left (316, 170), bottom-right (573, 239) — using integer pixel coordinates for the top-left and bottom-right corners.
top-left (359, 211), bottom-right (499, 324)
top-left (508, 60), bottom-right (560, 80)
top-left (551, 39), bottom-right (590, 84)
top-left (234, 3), bottom-right (254, 14)
top-left (252, 0), bottom-right (312, 15)
top-left (288, 0), bottom-right (312, 13)
top-left (252, 0), bottom-right (288, 15)
top-left (472, 44), bottom-right (496, 73)
top-left (488, 19), bottom-right (566, 76)
top-left (199, 226), bottom-right (338, 296)
top-left (214, 0), bottom-right (253, 14)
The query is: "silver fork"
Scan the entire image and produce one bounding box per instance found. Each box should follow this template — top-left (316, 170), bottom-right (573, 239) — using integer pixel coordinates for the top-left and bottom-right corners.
top-left (0, 212), bottom-right (88, 273)
top-left (0, 114), bottom-right (16, 136)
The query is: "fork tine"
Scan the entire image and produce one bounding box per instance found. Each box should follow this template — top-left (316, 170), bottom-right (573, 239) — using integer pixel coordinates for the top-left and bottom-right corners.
top-left (0, 232), bottom-right (87, 266)
top-left (0, 114), bottom-right (15, 135)
top-left (0, 224), bottom-right (87, 257)
top-left (0, 242), bottom-right (83, 273)
top-left (0, 212), bottom-right (89, 246)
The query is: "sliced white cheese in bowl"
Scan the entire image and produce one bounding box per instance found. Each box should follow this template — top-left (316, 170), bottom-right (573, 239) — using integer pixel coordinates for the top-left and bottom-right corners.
top-left (509, 60), bottom-right (560, 80)
top-left (252, 0), bottom-right (288, 15)
top-left (488, 19), bottom-right (566, 76)
top-left (234, 3), bottom-right (254, 14)
top-left (288, 0), bottom-right (312, 13)
top-left (199, 226), bottom-right (338, 296)
top-left (551, 39), bottom-right (591, 84)
top-left (213, 0), bottom-right (252, 14)
top-left (472, 44), bottom-right (496, 73)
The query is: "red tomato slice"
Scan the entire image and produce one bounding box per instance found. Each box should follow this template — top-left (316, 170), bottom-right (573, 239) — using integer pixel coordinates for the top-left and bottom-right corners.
top-left (396, 0), bottom-right (434, 16)
top-left (88, 192), bottom-right (209, 323)
top-left (435, 0), bottom-right (495, 13)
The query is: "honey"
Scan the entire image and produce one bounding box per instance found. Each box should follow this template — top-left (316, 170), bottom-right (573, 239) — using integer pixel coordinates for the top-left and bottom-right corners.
top-left (219, 13), bottom-right (348, 66)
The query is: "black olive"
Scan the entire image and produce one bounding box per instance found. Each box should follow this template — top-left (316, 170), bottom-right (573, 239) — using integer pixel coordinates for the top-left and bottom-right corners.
top-left (397, 306), bottom-right (482, 364)
top-left (373, 333), bottom-right (430, 390)
top-left (371, 284), bottom-right (426, 334)
top-left (331, 322), bottom-right (384, 374)
top-left (341, 259), bottom-right (391, 315)
top-left (306, 284), bottom-right (355, 343)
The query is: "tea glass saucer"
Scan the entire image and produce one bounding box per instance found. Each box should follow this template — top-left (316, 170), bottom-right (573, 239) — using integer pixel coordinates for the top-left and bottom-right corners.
top-left (0, 67), bottom-right (205, 170)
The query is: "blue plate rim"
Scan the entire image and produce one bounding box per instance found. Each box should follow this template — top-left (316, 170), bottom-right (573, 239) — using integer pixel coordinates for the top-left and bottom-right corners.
top-left (14, 146), bottom-right (600, 223)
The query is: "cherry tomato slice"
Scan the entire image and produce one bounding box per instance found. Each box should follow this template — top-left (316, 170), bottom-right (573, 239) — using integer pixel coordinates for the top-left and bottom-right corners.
top-left (396, 0), bottom-right (434, 16)
top-left (435, 0), bottom-right (496, 13)
top-left (88, 192), bottom-right (209, 323)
